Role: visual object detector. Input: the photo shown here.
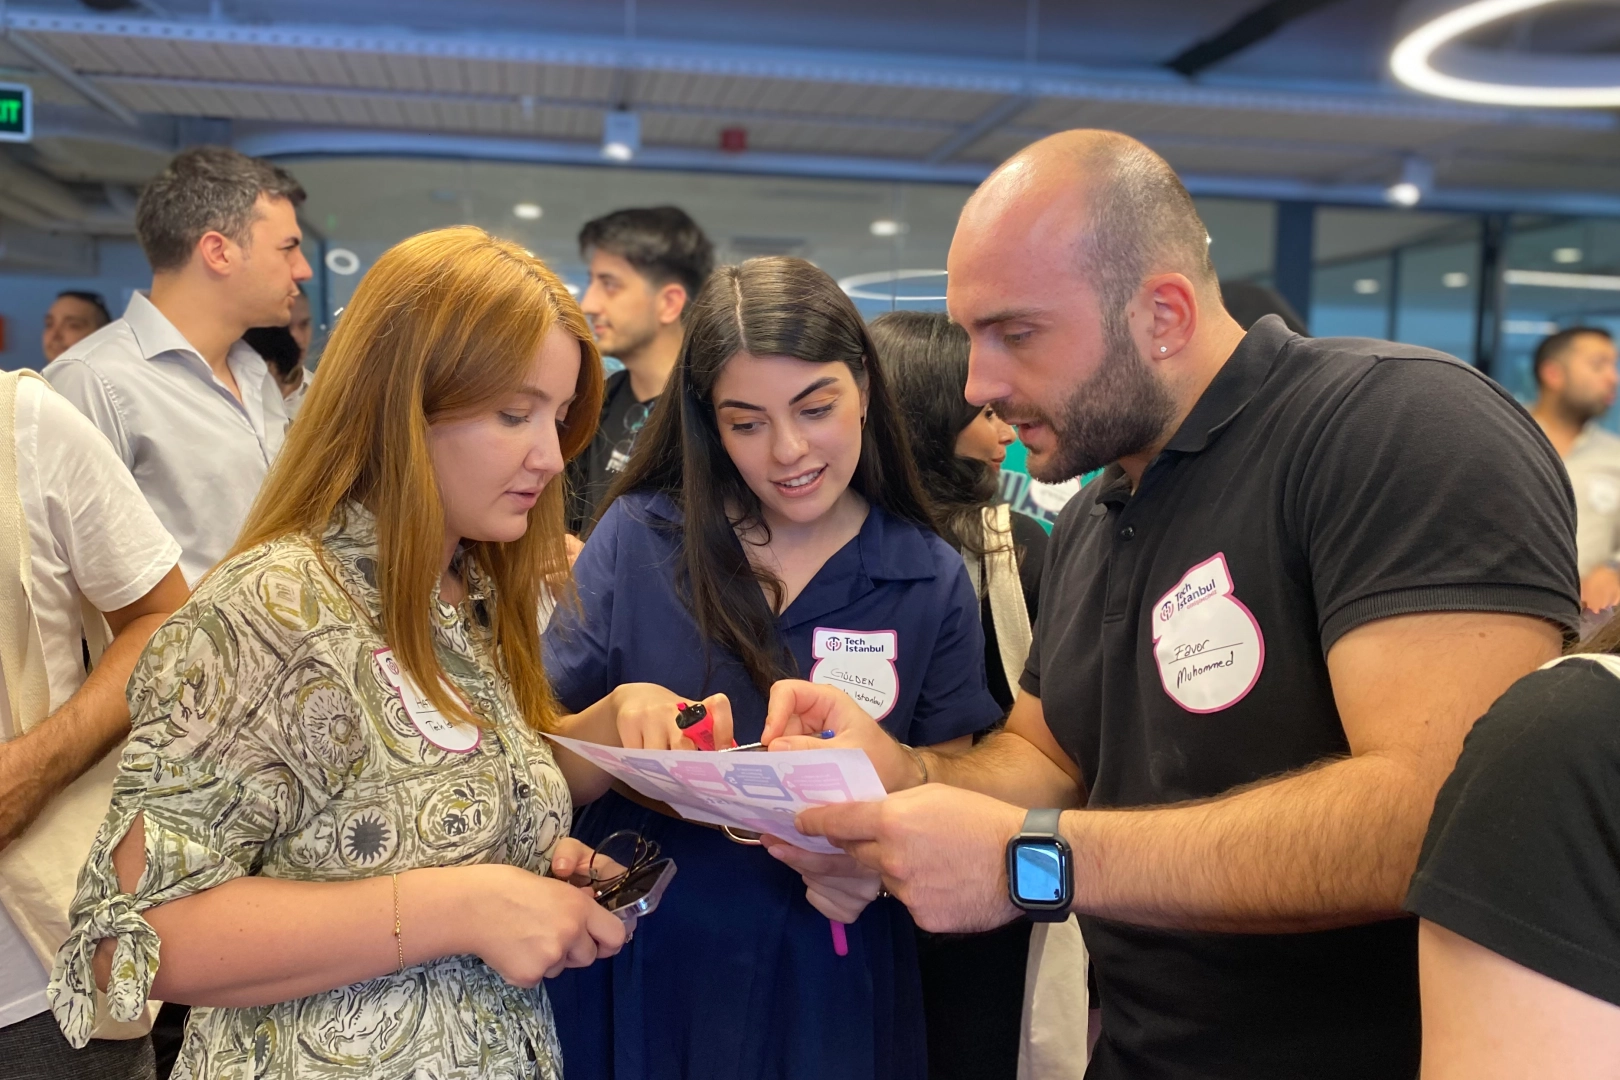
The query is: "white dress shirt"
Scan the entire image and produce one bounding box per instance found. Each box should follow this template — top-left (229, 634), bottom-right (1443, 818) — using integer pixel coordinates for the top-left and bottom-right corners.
top-left (0, 377), bottom-right (179, 1030)
top-left (44, 292), bottom-right (287, 584)
top-left (1566, 425), bottom-right (1620, 578)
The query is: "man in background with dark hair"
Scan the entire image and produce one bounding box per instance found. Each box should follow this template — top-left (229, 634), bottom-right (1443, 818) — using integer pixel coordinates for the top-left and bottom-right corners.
top-left (1528, 326), bottom-right (1620, 613)
top-left (566, 205), bottom-right (713, 535)
top-left (41, 291), bottom-right (112, 364)
top-left (45, 145), bottom-right (311, 585)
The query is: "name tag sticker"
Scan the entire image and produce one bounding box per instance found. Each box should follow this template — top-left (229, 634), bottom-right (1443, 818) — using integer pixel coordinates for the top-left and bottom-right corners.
top-left (373, 647), bottom-right (480, 753)
top-left (809, 628), bottom-right (898, 721)
top-left (1150, 553), bottom-right (1265, 714)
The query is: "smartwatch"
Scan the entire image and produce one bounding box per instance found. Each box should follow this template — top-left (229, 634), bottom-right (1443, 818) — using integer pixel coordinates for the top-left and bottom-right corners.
top-left (1005, 808), bottom-right (1073, 921)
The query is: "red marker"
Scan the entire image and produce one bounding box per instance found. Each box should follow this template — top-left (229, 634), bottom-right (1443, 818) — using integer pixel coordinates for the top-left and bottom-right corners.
top-left (676, 702), bottom-right (721, 752)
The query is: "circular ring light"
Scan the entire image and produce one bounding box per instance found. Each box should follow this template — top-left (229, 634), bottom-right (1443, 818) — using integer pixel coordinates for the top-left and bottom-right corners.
top-left (325, 248), bottom-right (362, 275)
top-left (837, 268), bottom-right (947, 302)
top-left (1392, 0), bottom-right (1620, 107)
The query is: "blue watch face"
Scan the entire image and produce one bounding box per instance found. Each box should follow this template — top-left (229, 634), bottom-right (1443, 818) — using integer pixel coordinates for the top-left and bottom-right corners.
top-left (1013, 841), bottom-right (1066, 903)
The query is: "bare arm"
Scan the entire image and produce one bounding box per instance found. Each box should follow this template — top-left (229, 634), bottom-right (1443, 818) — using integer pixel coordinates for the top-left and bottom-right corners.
top-left (925, 694), bottom-right (1084, 809)
top-left (1052, 611), bottom-right (1557, 932)
top-left (93, 816), bottom-right (624, 1006)
top-left (0, 565), bottom-right (187, 851)
top-left (1418, 920), bottom-right (1620, 1079)
top-left (549, 690), bottom-right (626, 806)
top-left (798, 611), bottom-right (1561, 935)
top-left (765, 683), bottom-right (1081, 808)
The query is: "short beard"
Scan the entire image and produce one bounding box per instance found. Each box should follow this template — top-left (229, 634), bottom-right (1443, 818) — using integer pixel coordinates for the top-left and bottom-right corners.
top-left (1019, 311), bottom-right (1178, 483)
top-left (1564, 391), bottom-right (1611, 427)
top-left (602, 319), bottom-right (660, 364)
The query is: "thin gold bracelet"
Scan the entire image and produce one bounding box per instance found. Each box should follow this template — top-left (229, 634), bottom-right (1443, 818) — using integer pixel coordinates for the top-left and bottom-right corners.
top-left (391, 872), bottom-right (404, 973)
top-left (901, 743), bottom-right (929, 788)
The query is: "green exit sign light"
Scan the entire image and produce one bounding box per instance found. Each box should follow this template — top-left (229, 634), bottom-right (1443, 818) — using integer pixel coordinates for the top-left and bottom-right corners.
top-left (0, 84), bottom-right (32, 143)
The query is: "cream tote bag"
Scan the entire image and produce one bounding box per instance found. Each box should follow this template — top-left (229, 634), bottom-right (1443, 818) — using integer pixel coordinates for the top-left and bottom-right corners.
top-left (966, 505), bottom-right (1090, 1079)
top-left (0, 370), bottom-right (154, 1039)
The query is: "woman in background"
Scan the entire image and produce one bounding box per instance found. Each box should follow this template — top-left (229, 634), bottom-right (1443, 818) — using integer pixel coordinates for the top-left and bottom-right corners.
top-left (870, 311), bottom-right (1046, 711)
top-left (872, 310), bottom-right (1085, 1080)
top-left (546, 257), bottom-right (1002, 1080)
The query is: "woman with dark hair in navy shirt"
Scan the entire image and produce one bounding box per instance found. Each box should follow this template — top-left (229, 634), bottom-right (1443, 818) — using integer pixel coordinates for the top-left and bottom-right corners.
top-left (543, 256), bottom-right (1002, 1080)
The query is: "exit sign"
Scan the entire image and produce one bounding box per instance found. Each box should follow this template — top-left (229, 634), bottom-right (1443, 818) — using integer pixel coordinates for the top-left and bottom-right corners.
top-left (0, 84), bottom-right (32, 143)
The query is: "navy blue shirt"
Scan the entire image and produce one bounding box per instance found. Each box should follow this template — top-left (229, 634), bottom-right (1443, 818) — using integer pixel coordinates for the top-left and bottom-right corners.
top-left (545, 491), bottom-right (1001, 745)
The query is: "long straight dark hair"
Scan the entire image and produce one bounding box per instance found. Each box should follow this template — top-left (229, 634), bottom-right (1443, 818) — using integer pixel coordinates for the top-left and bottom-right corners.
top-left (869, 310), bottom-right (999, 557)
top-left (605, 256), bottom-right (935, 693)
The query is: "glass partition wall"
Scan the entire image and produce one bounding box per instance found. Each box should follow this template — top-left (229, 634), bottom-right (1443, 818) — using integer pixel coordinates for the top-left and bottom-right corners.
top-left (282, 157), bottom-right (1620, 431)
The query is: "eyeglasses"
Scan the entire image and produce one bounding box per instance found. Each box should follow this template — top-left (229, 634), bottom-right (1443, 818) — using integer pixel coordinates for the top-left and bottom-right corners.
top-left (571, 830), bottom-right (678, 921)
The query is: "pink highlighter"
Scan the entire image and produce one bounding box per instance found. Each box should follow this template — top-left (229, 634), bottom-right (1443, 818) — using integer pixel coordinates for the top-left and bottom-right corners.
top-left (677, 703), bottom-right (850, 957)
top-left (675, 702), bottom-right (720, 752)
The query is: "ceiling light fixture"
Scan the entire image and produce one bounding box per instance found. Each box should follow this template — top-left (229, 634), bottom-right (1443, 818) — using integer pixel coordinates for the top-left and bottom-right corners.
top-left (1385, 156), bottom-right (1433, 207)
top-left (1353, 278), bottom-right (1381, 295)
top-left (869, 219), bottom-right (907, 238)
top-left (602, 110), bottom-right (640, 162)
top-left (513, 202), bottom-right (542, 220)
top-left (838, 268), bottom-right (947, 302)
top-left (1391, 0), bottom-right (1620, 107)
top-left (1442, 271), bottom-right (1469, 287)
top-left (1504, 269), bottom-right (1620, 291)
top-left (1504, 319), bottom-right (1561, 335)
top-left (1552, 247), bottom-right (1582, 263)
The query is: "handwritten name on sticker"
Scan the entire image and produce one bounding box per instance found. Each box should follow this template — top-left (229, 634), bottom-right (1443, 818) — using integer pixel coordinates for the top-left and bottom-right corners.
top-left (374, 647), bottom-right (480, 753)
top-left (1150, 554), bottom-right (1265, 714)
top-left (809, 628), bottom-right (898, 721)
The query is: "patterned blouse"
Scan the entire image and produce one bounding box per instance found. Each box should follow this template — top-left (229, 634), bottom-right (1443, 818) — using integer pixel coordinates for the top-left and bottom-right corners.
top-left (49, 504), bottom-right (574, 1080)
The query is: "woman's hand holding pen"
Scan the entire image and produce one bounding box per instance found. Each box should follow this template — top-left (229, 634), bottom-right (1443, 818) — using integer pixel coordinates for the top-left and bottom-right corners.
top-left (609, 683), bottom-right (735, 751)
top-left (760, 837), bottom-right (885, 923)
top-left (761, 680), bottom-right (922, 792)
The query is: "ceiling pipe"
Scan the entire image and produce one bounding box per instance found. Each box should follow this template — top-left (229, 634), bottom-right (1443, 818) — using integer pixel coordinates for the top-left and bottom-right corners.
top-left (0, 25), bottom-right (140, 127)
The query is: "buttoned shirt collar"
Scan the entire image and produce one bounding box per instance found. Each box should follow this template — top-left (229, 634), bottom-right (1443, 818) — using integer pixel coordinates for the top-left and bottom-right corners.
top-left (123, 291), bottom-right (275, 438)
top-left (639, 490), bottom-right (937, 629)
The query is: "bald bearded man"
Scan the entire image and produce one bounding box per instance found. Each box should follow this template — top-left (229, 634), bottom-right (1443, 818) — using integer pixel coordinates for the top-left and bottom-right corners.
top-left (762, 131), bottom-right (1578, 1078)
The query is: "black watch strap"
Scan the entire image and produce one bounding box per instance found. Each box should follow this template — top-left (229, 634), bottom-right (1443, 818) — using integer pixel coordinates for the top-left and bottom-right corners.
top-left (1020, 808), bottom-right (1063, 838)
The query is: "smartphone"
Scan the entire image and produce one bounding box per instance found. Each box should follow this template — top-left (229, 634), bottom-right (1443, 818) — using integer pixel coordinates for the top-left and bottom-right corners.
top-left (602, 859), bottom-right (678, 922)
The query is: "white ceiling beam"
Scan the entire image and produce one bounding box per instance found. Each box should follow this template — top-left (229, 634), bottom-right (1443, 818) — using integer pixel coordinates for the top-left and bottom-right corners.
top-left (232, 123), bottom-right (1620, 217)
top-left (92, 73), bottom-right (965, 135)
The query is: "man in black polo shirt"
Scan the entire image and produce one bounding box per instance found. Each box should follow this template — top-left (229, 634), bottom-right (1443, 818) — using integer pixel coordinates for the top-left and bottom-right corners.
top-left (770, 130), bottom-right (1578, 1078)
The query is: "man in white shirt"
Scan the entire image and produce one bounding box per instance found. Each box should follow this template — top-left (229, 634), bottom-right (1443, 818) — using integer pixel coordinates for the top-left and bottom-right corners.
top-left (1527, 326), bottom-right (1620, 613)
top-left (46, 145), bottom-right (313, 584)
top-left (0, 373), bottom-right (186, 1079)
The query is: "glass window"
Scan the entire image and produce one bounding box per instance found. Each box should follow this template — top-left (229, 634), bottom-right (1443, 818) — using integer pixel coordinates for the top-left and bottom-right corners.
top-left (1499, 216), bottom-right (1620, 422)
top-left (1394, 231), bottom-right (1481, 363)
top-left (1311, 207), bottom-right (1481, 352)
top-left (1313, 254), bottom-right (1393, 340)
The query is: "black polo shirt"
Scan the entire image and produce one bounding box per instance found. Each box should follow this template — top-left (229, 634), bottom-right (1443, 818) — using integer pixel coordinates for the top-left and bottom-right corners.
top-left (1021, 316), bottom-right (1579, 1080)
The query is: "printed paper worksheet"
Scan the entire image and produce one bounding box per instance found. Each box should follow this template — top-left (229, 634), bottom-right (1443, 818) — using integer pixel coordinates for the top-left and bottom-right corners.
top-left (546, 735), bottom-right (887, 852)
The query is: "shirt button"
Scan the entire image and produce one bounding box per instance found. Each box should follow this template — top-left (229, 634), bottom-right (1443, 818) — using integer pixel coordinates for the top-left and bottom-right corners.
top-left (1119, 525), bottom-right (1136, 541)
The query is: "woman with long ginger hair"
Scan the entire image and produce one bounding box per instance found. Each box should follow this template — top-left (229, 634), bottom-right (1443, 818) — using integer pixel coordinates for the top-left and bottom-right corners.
top-left (48, 227), bottom-right (625, 1079)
